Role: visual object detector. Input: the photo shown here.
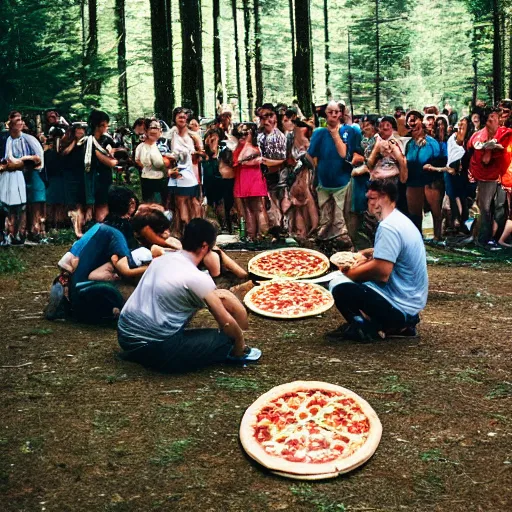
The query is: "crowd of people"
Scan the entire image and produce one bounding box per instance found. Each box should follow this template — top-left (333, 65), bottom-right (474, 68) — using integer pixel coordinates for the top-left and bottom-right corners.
top-left (4, 96), bottom-right (511, 369)
top-left (1, 98), bottom-right (512, 250)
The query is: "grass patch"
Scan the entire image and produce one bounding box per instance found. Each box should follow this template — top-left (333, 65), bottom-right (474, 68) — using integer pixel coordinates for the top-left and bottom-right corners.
top-left (282, 331), bottom-right (299, 339)
top-left (0, 249), bottom-right (25, 274)
top-left (150, 439), bottom-right (193, 466)
top-left (290, 484), bottom-right (346, 512)
top-left (46, 228), bottom-right (77, 245)
top-left (379, 375), bottom-right (412, 394)
top-left (486, 382), bottom-right (512, 399)
top-left (454, 368), bottom-right (483, 385)
top-left (420, 448), bottom-right (443, 463)
top-left (19, 437), bottom-right (44, 454)
top-left (92, 410), bottom-right (130, 434)
top-left (215, 376), bottom-right (260, 391)
top-left (27, 328), bottom-right (53, 336)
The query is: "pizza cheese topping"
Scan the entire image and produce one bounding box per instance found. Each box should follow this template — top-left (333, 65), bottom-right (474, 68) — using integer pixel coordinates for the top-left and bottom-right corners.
top-left (252, 390), bottom-right (370, 464)
top-left (249, 249), bottom-right (329, 279)
top-left (248, 281), bottom-right (333, 317)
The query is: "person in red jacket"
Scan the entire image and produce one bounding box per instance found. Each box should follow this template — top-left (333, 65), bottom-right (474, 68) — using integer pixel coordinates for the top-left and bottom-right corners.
top-left (468, 108), bottom-right (512, 248)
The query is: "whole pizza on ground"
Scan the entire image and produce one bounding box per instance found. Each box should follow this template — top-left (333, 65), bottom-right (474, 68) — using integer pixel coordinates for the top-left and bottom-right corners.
top-left (248, 248), bottom-right (330, 280)
top-left (240, 381), bottom-right (382, 479)
top-left (243, 280), bottom-right (334, 319)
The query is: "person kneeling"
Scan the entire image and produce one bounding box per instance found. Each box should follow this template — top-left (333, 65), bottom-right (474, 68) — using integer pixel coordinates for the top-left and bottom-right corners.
top-left (329, 179), bottom-right (428, 341)
top-left (117, 218), bottom-right (261, 372)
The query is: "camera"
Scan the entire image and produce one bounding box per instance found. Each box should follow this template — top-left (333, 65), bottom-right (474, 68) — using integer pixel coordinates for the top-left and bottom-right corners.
top-left (49, 125), bottom-right (67, 138)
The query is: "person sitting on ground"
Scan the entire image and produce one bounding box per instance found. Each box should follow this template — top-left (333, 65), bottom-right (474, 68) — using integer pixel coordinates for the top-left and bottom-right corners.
top-left (117, 218), bottom-right (261, 372)
top-left (328, 178), bottom-right (428, 342)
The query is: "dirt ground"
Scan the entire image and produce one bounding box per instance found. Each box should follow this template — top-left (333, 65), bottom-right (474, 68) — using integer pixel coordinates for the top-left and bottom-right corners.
top-left (1, 246), bottom-right (511, 512)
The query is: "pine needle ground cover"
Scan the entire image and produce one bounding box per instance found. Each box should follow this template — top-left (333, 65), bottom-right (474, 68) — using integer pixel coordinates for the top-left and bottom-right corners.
top-left (0, 246), bottom-right (511, 511)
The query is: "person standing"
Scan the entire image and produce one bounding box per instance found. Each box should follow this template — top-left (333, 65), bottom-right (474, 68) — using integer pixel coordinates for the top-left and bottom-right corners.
top-left (85, 110), bottom-right (118, 222)
top-left (468, 108), bottom-right (512, 248)
top-left (307, 100), bottom-right (362, 247)
top-left (135, 118), bottom-right (168, 205)
top-left (256, 104), bottom-right (287, 237)
top-left (0, 111), bottom-right (44, 245)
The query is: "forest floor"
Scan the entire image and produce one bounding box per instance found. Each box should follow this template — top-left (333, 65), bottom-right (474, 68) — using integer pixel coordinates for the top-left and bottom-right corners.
top-left (1, 246), bottom-right (511, 512)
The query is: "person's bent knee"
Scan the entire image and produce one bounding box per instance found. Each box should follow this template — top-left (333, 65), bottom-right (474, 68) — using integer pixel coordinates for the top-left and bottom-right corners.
top-left (214, 289), bottom-right (249, 329)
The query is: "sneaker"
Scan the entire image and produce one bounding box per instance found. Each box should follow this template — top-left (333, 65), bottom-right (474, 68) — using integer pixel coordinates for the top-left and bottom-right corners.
top-left (385, 326), bottom-right (418, 338)
top-left (343, 316), bottom-right (383, 343)
top-left (226, 346), bottom-right (262, 364)
top-left (325, 323), bottom-right (352, 340)
top-left (486, 240), bottom-right (503, 252)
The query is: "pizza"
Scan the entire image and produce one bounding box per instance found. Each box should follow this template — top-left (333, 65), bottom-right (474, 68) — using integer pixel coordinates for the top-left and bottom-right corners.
top-left (239, 381), bottom-right (382, 479)
top-left (330, 251), bottom-right (367, 271)
top-left (243, 280), bottom-right (334, 319)
top-left (248, 248), bottom-right (330, 280)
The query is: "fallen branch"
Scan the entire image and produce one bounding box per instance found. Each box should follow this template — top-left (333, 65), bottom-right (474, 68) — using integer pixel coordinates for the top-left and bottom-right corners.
top-left (1, 362), bottom-right (33, 368)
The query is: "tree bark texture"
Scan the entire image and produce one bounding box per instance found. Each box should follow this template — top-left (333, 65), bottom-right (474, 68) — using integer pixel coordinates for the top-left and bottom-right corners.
top-left (179, 0), bottom-right (204, 116)
top-left (323, 0), bottom-right (330, 98)
top-left (114, 0), bottom-right (129, 124)
top-left (149, 0), bottom-right (174, 121)
top-left (213, 0), bottom-right (223, 110)
top-left (85, 0), bottom-right (101, 98)
top-left (254, 0), bottom-right (263, 107)
top-left (289, 0), bottom-right (297, 97)
top-left (232, 0), bottom-right (243, 121)
top-left (294, 0), bottom-right (313, 117)
top-left (243, 0), bottom-right (254, 119)
top-left (492, 0), bottom-right (502, 103)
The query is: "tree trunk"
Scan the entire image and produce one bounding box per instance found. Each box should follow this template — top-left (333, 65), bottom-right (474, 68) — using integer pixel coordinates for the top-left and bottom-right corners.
top-left (289, 0), bottom-right (296, 98)
top-left (472, 58), bottom-right (478, 109)
top-left (232, 0), bottom-right (243, 121)
top-left (348, 30), bottom-right (354, 118)
top-left (179, 0), bottom-right (204, 116)
top-left (243, 0), bottom-right (254, 119)
top-left (492, 0), bottom-right (502, 104)
top-left (213, 0), bottom-right (223, 112)
top-left (375, 0), bottom-right (380, 113)
top-left (114, 0), bottom-right (129, 124)
top-left (254, 0), bottom-right (263, 107)
top-left (308, 0), bottom-right (314, 98)
top-left (294, 0), bottom-right (313, 118)
top-left (84, 0), bottom-right (101, 98)
top-left (323, 0), bottom-right (330, 99)
top-left (80, 0), bottom-right (86, 102)
top-left (150, 0), bottom-right (174, 121)
top-left (509, 16), bottom-right (512, 98)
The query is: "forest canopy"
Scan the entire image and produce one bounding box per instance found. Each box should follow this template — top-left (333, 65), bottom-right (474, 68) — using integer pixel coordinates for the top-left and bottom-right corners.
top-left (0, 0), bottom-right (510, 123)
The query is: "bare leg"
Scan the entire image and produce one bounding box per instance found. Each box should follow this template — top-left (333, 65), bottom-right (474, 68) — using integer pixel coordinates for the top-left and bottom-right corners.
top-left (176, 196), bottom-right (190, 226)
top-left (248, 197), bottom-right (267, 237)
top-left (243, 198), bottom-right (256, 239)
top-left (95, 204), bottom-right (109, 222)
top-left (214, 248), bottom-right (248, 278)
top-left (498, 219), bottom-right (512, 246)
top-left (406, 186), bottom-right (425, 233)
top-left (425, 184), bottom-right (444, 240)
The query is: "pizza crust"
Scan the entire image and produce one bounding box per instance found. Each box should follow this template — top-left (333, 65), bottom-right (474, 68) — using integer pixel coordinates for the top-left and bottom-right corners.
top-left (239, 381), bottom-right (382, 476)
top-left (248, 248), bottom-right (330, 280)
top-left (271, 470), bottom-right (340, 480)
top-left (243, 281), bottom-right (334, 319)
top-left (330, 251), bottom-right (366, 270)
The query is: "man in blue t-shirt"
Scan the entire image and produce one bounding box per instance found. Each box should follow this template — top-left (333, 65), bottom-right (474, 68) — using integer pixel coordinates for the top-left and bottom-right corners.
top-left (329, 178), bottom-right (428, 341)
top-left (307, 101), bottom-right (362, 247)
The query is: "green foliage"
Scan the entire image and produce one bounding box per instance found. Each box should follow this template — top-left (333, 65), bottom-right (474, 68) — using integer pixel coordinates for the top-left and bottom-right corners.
top-left (290, 484), bottom-right (346, 512)
top-left (486, 382), bottom-right (512, 400)
top-left (0, 249), bottom-right (25, 274)
top-left (150, 439), bottom-right (193, 465)
top-left (215, 376), bottom-right (260, 391)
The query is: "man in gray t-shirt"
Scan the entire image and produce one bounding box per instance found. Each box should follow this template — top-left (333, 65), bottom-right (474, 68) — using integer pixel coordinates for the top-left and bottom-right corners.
top-left (118, 219), bottom-right (261, 370)
top-left (329, 179), bottom-right (428, 341)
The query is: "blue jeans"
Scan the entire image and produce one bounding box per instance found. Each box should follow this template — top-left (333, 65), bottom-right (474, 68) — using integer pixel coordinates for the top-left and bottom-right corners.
top-left (331, 281), bottom-right (418, 330)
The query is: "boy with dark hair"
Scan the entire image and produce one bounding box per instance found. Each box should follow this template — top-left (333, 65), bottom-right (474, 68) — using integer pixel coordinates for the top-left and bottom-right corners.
top-left (329, 178), bottom-right (428, 341)
top-left (118, 218), bottom-right (261, 372)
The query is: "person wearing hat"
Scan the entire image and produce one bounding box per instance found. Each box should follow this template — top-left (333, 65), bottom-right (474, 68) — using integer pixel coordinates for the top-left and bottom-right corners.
top-left (403, 110), bottom-right (444, 239)
top-left (256, 103), bottom-right (287, 236)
